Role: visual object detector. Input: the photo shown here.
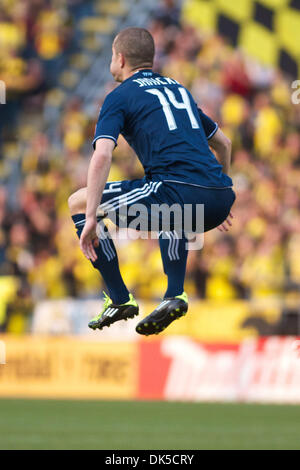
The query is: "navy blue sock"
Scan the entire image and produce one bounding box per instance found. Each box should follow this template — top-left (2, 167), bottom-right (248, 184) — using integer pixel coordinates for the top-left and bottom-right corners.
top-left (159, 230), bottom-right (188, 298)
top-left (72, 214), bottom-right (130, 304)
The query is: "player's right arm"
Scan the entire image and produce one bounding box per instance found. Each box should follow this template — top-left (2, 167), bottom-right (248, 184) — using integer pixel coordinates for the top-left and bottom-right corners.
top-left (80, 139), bottom-right (114, 261)
top-left (80, 89), bottom-right (126, 261)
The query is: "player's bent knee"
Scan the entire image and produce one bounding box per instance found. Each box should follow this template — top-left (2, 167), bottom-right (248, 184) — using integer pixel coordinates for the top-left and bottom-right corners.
top-left (68, 188), bottom-right (87, 215)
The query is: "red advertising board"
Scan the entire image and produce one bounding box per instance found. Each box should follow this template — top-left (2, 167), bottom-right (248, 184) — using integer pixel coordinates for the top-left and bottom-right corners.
top-left (1, 335), bottom-right (300, 403)
top-left (138, 336), bottom-right (300, 403)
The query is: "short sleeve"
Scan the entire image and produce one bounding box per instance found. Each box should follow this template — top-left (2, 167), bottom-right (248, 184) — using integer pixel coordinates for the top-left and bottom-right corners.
top-left (93, 90), bottom-right (126, 149)
top-left (197, 108), bottom-right (218, 140)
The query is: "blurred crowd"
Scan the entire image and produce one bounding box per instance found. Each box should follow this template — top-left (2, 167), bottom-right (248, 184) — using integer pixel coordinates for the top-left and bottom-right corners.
top-left (0, 0), bottom-right (92, 147)
top-left (1, 0), bottom-right (300, 332)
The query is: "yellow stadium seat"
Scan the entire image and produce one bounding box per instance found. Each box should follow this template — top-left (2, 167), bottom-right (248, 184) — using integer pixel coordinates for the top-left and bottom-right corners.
top-left (69, 53), bottom-right (93, 71)
top-left (95, 1), bottom-right (128, 17)
top-left (59, 71), bottom-right (80, 89)
top-left (80, 35), bottom-right (102, 52)
top-left (239, 21), bottom-right (278, 67)
top-left (216, 0), bottom-right (253, 22)
top-left (275, 8), bottom-right (300, 57)
top-left (79, 17), bottom-right (116, 35)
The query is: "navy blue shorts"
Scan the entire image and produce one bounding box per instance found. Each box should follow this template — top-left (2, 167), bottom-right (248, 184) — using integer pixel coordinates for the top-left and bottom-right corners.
top-left (99, 176), bottom-right (235, 233)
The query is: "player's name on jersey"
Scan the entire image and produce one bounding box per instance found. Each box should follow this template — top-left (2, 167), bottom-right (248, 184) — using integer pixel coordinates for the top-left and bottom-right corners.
top-left (133, 76), bottom-right (179, 87)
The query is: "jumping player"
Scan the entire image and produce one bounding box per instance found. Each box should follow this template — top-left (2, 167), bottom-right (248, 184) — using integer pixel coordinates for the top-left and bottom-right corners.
top-left (68, 27), bottom-right (235, 336)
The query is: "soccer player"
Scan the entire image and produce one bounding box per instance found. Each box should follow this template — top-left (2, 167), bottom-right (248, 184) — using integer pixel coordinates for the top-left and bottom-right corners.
top-left (68, 27), bottom-right (235, 336)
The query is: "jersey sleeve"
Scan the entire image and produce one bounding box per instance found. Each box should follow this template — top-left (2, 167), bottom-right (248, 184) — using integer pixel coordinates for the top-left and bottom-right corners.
top-left (93, 90), bottom-right (126, 149)
top-left (197, 108), bottom-right (218, 140)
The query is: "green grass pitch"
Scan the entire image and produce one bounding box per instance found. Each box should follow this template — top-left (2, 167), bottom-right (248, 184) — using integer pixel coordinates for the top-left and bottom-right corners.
top-left (0, 399), bottom-right (300, 450)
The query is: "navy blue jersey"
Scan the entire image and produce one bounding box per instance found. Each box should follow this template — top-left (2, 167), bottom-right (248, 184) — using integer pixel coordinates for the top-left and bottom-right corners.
top-left (93, 69), bottom-right (232, 189)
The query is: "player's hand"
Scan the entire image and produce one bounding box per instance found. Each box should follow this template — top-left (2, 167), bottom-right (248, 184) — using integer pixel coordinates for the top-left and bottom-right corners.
top-left (217, 212), bottom-right (234, 232)
top-left (80, 217), bottom-right (99, 262)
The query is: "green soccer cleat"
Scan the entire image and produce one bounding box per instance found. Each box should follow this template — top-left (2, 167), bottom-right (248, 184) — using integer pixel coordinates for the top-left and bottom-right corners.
top-left (88, 292), bottom-right (139, 331)
top-left (135, 292), bottom-right (188, 336)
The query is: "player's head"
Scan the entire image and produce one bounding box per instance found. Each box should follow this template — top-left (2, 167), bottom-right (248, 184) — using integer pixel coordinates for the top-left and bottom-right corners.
top-left (110, 27), bottom-right (155, 82)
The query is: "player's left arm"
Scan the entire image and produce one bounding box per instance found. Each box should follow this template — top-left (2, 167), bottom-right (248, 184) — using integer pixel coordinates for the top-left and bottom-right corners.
top-left (197, 107), bottom-right (219, 141)
top-left (209, 128), bottom-right (232, 175)
top-left (197, 107), bottom-right (231, 174)
top-left (210, 129), bottom-right (234, 232)
top-left (197, 108), bottom-right (234, 232)
top-left (80, 138), bottom-right (114, 261)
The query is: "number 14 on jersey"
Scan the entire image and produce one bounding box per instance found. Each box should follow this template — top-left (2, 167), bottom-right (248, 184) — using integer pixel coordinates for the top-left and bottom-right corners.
top-left (146, 86), bottom-right (200, 131)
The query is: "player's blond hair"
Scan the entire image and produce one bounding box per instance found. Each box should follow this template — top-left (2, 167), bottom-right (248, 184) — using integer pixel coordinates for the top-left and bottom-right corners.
top-left (113, 27), bottom-right (155, 70)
